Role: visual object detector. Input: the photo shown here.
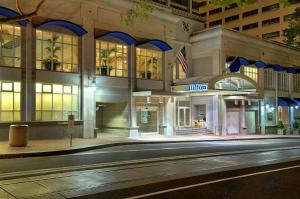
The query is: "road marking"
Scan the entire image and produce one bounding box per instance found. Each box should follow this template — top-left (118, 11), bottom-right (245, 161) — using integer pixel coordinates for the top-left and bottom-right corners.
top-left (127, 164), bottom-right (300, 199)
top-left (79, 141), bottom-right (296, 154)
top-left (1, 146), bottom-right (300, 180)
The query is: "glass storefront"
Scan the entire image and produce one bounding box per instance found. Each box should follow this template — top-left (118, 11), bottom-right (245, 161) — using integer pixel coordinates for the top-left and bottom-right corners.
top-left (35, 83), bottom-right (79, 121)
top-left (0, 81), bottom-right (21, 121)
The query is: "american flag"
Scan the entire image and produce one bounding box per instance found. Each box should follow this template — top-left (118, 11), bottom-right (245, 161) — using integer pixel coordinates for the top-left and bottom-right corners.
top-left (176, 46), bottom-right (187, 73)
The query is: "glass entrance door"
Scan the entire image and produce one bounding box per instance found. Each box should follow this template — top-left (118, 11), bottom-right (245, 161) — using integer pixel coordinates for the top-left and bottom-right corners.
top-left (178, 107), bottom-right (190, 127)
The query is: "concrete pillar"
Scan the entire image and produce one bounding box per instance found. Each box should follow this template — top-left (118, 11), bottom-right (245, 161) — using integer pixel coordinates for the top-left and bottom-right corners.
top-left (240, 99), bottom-right (246, 134)
top-left (128, 45), bottom-right (139, 137)
top-left (81, 17), bottom-right (96, 138)
top-left (22, 23), bottom-right (35, 121)
top-left (218, 96), bottom-right (227, 136)
top-left (166, 97), bottom-right (175, 136)
top-left (158, 98), bottom-right (165, 135)
top-left (212, 95), bottom-right (219, 135)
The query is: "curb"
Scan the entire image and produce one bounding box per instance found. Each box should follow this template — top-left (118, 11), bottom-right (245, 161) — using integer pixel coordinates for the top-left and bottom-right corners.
top-left (0, 136), bottom-right (299, 159)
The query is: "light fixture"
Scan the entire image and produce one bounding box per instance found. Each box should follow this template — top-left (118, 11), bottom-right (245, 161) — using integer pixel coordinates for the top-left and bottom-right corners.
top-left (266, 104), bottom-right (270, 109)
top-left (248, 100), bottom-right (251, 106)
top-left (159, 96), bottom-right (163, 104)
top-left (147, 96), bottom-right (151, 104)
top-left (296, 106), bottom-right (299, 109)
top-left (234, 100), bottom-right (238, 105)
top-left (88, 75), bottom-right (96, 88)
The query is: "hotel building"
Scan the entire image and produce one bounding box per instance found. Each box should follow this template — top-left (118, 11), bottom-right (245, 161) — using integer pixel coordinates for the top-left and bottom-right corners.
top-left (0, 0), bottom-right (299, 140)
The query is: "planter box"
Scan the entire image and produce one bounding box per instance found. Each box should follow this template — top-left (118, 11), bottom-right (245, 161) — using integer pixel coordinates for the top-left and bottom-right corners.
top-left (277, 129), bottom-right (285, 135)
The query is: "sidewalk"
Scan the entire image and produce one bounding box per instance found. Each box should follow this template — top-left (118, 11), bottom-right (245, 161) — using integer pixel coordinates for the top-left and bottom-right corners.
top-left (0, 134), bottom-right (299, 158)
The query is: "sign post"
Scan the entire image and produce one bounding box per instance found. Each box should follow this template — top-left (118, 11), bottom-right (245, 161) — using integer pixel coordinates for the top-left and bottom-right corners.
top-left (68, 115), bottom-right (75, 147)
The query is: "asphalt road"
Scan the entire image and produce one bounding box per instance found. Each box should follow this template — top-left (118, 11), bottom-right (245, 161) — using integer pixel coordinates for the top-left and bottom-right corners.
top-left (0, 138), bottom-right (300, 175)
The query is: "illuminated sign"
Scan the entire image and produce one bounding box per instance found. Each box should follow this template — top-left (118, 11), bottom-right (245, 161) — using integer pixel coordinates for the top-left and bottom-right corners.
top-left (189, 84), bottom-right (208, 91)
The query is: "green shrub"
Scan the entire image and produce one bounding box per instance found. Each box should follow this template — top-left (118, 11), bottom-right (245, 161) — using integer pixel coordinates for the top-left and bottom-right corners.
top-left (293, 120), bottom-right (299, 130)
top-left (277, 120), bottom-right (285, 129)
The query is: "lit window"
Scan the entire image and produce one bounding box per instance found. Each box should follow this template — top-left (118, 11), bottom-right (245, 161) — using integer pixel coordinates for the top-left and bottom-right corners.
top-left (36, 30), bottom-right (78, 72)
top-left (0, 81), bottom-right (21, 121)
top-left (36, 83), bottom-right (79, 121)
top-left (96, 41), bottom-right (128, 77)
top-left (244, 66), bottom-right (258, 82)
top-left (0, 24), bottom-right (21, 68)
top-left (136, 48), bottom-right (162, 80)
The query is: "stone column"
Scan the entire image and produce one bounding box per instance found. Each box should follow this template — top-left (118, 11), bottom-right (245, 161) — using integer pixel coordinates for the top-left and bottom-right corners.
top-left (128, 45), bottom-right (139, 137)
top-left (219, 96), bottom-right (227, 136)
top-left (240, 99), bottom-right (247, 134)
top-left (22, 23), bottom-right (35, 121)
top-left (81, 17), bottom-right (96, 138)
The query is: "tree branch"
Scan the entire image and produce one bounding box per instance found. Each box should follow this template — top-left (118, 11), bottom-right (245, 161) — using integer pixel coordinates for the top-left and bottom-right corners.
top-left (0, 0), bottom-right (46, 23)
top-left (16, 0), bottom-right (24, 15)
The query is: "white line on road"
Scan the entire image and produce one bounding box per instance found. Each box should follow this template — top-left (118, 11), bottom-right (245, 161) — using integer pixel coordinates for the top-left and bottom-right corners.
top-left (127, 164), bottom-right (300, 199)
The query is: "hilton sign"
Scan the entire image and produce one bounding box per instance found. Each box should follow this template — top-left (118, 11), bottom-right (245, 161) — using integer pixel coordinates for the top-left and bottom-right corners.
top-left (188, 84), bottom-right (208, 91)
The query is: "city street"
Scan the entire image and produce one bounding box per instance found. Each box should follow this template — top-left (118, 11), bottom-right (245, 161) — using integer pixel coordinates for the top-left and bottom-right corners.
top-left (0, 138), bottom-right (300, 198)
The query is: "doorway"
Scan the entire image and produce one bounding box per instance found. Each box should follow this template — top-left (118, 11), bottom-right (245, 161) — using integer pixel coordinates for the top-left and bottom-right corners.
top-left (177, 107), bottom-right (190, 127)
top-left (226, 111), bottom-right (240, 135)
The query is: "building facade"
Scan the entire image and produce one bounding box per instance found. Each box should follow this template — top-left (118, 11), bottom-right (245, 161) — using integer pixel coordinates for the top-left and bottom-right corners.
top-left (194, 0), bottom-right (300, 42)
top-left (0, 0), bottom-right (299, 140)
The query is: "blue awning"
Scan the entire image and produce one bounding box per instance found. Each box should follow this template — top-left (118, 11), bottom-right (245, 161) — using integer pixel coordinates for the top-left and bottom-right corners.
top-left (285, 67), bottom-right (297, 74)
top-left (36, 20), bottom-right (87, 36)
top-left (253, 61), bottom-right (267, 68)
top-left (137, 39), bottom-right (172, 52)
top-left (292, 98), bottom-right (300, 106)
top-left (229, 57), bottom-right (250, 72)
top-left (278, 97), bottom-right (297, 107)
top-left (0, 6), bottom-right (28, 26)
top-left (272, 64), bottom-right (285, 72)
top-left (96, 31), bottom-right (137, 45)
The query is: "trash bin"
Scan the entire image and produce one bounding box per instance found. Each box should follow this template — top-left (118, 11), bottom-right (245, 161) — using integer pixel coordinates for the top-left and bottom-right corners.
top-left (9, 125), bottom-right (29, 147)
top-left (94, 128), bottom-right (98, 138)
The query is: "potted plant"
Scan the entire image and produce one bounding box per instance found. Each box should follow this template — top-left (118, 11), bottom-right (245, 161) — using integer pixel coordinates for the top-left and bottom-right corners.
top-left (141, 70), bottom-right (152, 79)
top-left (42, 34), bottom-right (61, 71)
top-left (277, 120), bottom-right (285, 135)
top-left (141, 57), bottom-right (158, 80)
top-left (293, 120), bottom-right (299, 135)
top-left (99, 48), bottom-right (116, 76)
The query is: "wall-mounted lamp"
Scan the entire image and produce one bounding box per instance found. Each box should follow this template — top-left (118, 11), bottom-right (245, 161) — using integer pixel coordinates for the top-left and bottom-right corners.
top-left (234, 100), bottom-right (238, 105)
top-left (248, 100), bottom-right (251, 106)
top-left (89, 75), bottom-right (96, 88)
top-left (147, 96), bottom-right (151, 104)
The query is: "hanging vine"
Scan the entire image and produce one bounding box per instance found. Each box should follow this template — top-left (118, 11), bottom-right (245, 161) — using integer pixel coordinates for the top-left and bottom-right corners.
top-left (120, 0), bottom-right (155, 27)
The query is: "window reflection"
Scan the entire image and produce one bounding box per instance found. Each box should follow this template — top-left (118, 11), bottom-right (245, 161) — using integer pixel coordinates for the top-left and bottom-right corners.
top-left (96, 41), bottom-right (128, 77)
top-left (0, 24), bottom-right (21, 68)
top-left (136, 48), bottom-right (162, 80)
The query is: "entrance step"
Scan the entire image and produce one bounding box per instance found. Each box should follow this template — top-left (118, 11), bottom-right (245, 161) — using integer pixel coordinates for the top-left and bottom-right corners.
top-left (175, 128), bottom-right (213, 135)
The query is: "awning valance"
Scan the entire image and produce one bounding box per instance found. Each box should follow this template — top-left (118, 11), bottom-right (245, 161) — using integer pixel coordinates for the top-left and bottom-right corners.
top-left (278, 97), bottom-right (297, 107)
top-left (36, 20), bottom-right (87, 36)
top-left (137, 39), bottom-right (172, 52)
top-left (229, 56), bottom-right (299, 74)
top-left (96, 31), bottom-right (137, 45)
top-left (0, 6), bottom-right (28, 26)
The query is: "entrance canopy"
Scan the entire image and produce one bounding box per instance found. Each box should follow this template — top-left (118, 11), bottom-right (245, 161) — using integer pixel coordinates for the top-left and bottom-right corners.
top-left (96, 31), bottom-right (137, 45)
top-left (172, 73), bottom-right (261, 96)
top-left (278, 97), bottom-right (297, 107)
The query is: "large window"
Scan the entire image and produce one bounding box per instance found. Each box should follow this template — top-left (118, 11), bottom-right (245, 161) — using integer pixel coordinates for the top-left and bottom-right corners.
top-left (173, 63), bottom-right (186, 80)
top-left (36, 83), bottom-right (79, 121)
top-left (96, 41), bottom-right (128, 77)
top-left (243, 66), bottom-right (258, 82)
top-left (136, 48), bottom-right (162, 80)
top-left (0, 81), bottom-right (20, 121)
top-left (36, 30), bottom-right (78, 72)
top-left (264, 69), bottom-right (276, 89)
top-left (278, 72), bottom-right (288, 91)
top-left (0, 24), bottom-right (21, 68)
